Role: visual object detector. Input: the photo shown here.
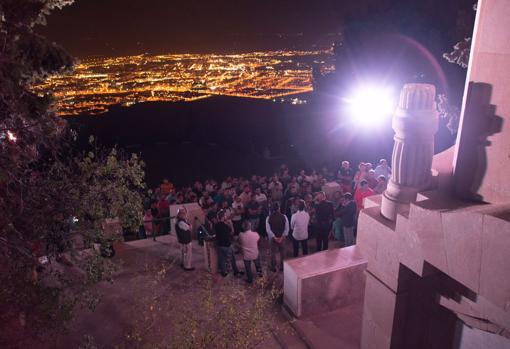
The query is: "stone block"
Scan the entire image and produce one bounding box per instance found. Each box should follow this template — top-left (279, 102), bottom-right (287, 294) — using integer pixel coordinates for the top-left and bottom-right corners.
top-left (407, 202), bottom-right (448, 273)
top-left (358, 206), bottom-right (400, 292)
top-left (442, 211), bottom-right (483, 293)
top-left (283, 261), bottom-right (299, 315)
top-left (364, 194), bottom-right (382, 209)
top-left (480, 213), bottom-right (510, 312)
top-left (283, 246), bottom-right (367, 318)
top-left (478, 295), bottom-right (510, 335)
top-left (455, 320), bottom-right (510, 349)
top-left (395, 213), bottom-right (424, 276)
top-left (361, 272), bottom-right (396, 349)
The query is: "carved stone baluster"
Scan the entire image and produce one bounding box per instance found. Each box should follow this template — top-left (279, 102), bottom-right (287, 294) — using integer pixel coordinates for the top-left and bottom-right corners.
top-left (381, 83), bottom-right (439, 221)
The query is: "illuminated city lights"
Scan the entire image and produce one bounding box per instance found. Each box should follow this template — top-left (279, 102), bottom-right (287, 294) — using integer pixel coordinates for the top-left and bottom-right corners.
top-left (34, 50), bottom-right (333, 116)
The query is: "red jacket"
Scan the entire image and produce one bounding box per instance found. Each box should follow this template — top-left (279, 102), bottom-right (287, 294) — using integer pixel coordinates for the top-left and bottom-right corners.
top-left (354, 187), bottom-right (374, 210)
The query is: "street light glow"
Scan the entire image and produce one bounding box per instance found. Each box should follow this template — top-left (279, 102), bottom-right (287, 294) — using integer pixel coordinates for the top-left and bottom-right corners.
top-left (345, 85), bottom-right (395, 126)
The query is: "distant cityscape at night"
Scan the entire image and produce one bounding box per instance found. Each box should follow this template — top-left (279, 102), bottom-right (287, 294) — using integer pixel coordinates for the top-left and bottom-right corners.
top-left (35, 50), bottom-right (334, 116)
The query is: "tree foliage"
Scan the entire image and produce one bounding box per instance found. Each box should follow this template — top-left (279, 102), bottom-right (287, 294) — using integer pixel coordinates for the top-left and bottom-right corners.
top-left (0, 1), bottom-right (146, 345)
top-left (443, 37), bottom-right (471, 69)
top-left (438, 3), bottom-right (477, 134)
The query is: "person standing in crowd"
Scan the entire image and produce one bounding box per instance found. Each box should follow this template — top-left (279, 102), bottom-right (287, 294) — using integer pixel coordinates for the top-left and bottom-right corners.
top-left (332, 191), bottom-right (344, 210)
top-left (197, 211), bottom-right (216, 245)
top-left (199, 191), bottom-right (214, 210)
top-left (315, 192), bottom-right (334, 252)
top-left (366, 169), bottom-right (378, 190)
top-left (266, 202), bottom-right (289, 272)
top-left (150, 201), bottom-right (160, 240)
top-left (238, 220), bottom-right (262, 283)
top-left (341, 193), bottom-right (357, 246)
top-left (160, 178), bottom-right (174, 197)
top-left (193, 181), bottom-right (203, 196)
top-left (354, 179), bottom-right (375, 212)
top-left (374, 175), bottom-right (388, 194)
top-left (175, 208), bottom-right (194, 271)
top-left (143, 209), bottom-right (153, 237)
top-left (268, 176), bottom-right (283, 203)
top-left (239, 185), bottom-right (252, 206)
top-left (290, 200), bottom-right (309, 257)
top-left (353, 162), bottom-right (368, 189)
top-left (245, 194), bottom-right (261, 232)
top-left (157, 194), bottom-right (170, 234)
top-left (254, 187), bottom-right (268, 208)
top-left (215, 210), bottom-right (242, 277)
top-left (231, 195), bottom-right (244, 235)
top-left (374, 159), bottom-right (391, 180)
top-left (332, 208), bottom-right (343, 243)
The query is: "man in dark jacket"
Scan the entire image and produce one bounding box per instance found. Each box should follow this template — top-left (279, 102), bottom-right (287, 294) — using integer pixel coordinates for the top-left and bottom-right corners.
top-left (265, 202), bottom-right (289, 272)
top-left (215, 210), bottom-right (242, 277)
top-left (315, 192), bottom-right (334, 251)
top-left (341, 193), bottom-right (357, 246)
top-left (175, 208), bottom-right (194, 271)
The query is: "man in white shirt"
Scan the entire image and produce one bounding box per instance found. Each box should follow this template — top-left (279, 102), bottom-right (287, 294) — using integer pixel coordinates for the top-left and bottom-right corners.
top-left (290, 200), bottom-right (309, 257)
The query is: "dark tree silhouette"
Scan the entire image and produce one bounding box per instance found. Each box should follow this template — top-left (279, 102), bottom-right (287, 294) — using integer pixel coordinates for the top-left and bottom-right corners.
top-left (0, 1), bottom-right (145, 346)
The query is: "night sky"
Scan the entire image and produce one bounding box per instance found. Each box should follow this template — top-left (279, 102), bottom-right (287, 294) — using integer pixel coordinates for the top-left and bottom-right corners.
top-left (39, 0), bottom-right (475, 57)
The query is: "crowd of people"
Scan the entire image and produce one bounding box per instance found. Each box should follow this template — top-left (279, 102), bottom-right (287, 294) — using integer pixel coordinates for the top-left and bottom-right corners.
top-left (142, 159), bottom-right (391, 281)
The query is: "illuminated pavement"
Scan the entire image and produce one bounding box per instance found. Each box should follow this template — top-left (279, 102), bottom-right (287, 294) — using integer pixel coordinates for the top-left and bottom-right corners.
top-left (51, 234), bottom-right (359, 348)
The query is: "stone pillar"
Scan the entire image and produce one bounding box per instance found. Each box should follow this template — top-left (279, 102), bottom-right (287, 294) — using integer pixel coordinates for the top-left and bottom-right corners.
top-left (452, 0), bottom-right (510, 204)
top-left (381, 83), bottom-right (438, 221)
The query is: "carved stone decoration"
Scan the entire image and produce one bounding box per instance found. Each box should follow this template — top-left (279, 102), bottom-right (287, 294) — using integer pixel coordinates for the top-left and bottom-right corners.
top-left (381, 83), bottom-right (439, 221)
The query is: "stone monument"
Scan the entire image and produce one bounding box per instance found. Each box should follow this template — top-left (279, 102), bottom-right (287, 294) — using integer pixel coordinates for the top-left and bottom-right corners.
top-left (282, 1), bottom-right (510, 348)
top-left (356, 1), bottom-right (510, 348)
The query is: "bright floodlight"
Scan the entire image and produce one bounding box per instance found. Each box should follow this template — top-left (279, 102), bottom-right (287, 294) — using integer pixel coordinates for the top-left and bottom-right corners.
top-left (345, 86), bottom-right (395, 126)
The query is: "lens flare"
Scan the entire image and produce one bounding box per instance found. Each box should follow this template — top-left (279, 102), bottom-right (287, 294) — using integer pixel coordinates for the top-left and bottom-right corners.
top-left (345, 86), bottom-right (395, 126)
